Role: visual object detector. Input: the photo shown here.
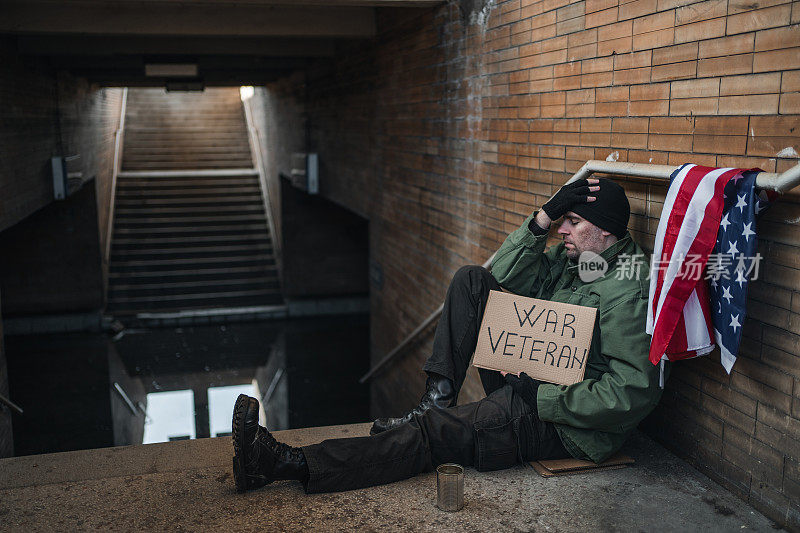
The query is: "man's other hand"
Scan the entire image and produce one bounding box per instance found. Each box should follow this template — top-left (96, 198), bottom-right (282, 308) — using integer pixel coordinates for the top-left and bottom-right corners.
top-left (504, 372), bottom-right (543, 414)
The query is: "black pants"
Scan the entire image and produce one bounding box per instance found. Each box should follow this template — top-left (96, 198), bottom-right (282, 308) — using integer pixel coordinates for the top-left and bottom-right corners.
top-left (302, 266), bottom-right (569, 493)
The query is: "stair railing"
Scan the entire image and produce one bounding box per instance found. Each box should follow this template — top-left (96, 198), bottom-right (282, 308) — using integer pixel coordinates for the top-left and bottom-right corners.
top-left (241, 92), bottom-right (284, 284)
top-left (104, 87), bottom-right (128, 266)
top-left (0, 392), bottom-right (23, 416)
top-left (359, 160), bottom-right (800, 383)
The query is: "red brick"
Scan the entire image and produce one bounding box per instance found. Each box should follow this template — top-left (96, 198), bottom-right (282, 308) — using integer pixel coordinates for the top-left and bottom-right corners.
top-left (613, 66), bottom-right (652, 84)
top-left (697, 54), bottom-right (754, 77)
top-left (587, 0), bottom-right (619, 13)
top-left (652, 42), bottom-right (699, 65)
top-left (613, 117), bottom-right (650, 132)
top-left (568, 28), bottom-right (599, 47)
top-left (598, 19), bottom-right (633, 41)
top-left (650, 116), bottom-right (694, 134)
top-left (727, 4), bottom-right (793, 35)
top-left (670, 77), bottom-right (720, 98)
top-left (779, 92), bottom-right (800, 114)
top-left (629, 99), bottom-right (670, 115)
top-left (651, 60), bottom-right (697, 81)
top-left (612, 131), bottom-right (649, 147)
top-left (698, 33), bottom-right (756, 58)
top-left (720, 72), bottom-right (782, 95)
top-left (614, 49), bottom-right (652, 69)
top-left (754, 25), bottom-right (800, 51)
top-left (580, 131), bottom-right (613, 145)
top-left (719, 94), bottom-right (780, 115)
top-left (753, 48), bottom-right (800, 72)
top-left (598, 36), bottom-right (633, 54)
top-left (633, 27), bottom-right (676, 50)
top-left (630, 82), bottom-right (670, 100)
top-left (619, 0), bottom-right (658, 20)
top-left (782, 71), bottom-right (800, 92)
top-left (586, 6), bottom-right (620, 28)
top-left (695, 116), bottom-right (749, 135)
top-left (648, 132), bottom-right (693, 150)
top-left (674, 18), bottom-right (726, 43)
top-left (597, 85), bottom-right (630, 102)
top-left (749, 115), bottom-right (799, 136)
top-left (634, 10), bottom-right (676, 34)
top-left (675, 0), bottom-right (727, 25)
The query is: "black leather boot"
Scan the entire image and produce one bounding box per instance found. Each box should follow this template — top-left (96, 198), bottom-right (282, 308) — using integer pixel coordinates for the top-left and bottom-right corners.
top-left (370, 375), bottom-right (456, 435)
top-left (232, 394), bottom-right (309, 493)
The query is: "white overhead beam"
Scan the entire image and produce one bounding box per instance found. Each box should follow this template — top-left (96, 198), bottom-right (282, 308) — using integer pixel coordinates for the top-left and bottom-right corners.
top-left (0, 3), bottom-right (377, 38)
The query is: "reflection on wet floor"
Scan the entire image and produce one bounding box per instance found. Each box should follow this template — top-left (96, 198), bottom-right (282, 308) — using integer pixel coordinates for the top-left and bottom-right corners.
top-left (5, 314), bottom-right (369, 456)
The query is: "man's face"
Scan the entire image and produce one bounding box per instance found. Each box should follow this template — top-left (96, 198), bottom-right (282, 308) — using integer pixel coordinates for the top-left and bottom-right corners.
top-left (557, 212), bottom-right (610, 260)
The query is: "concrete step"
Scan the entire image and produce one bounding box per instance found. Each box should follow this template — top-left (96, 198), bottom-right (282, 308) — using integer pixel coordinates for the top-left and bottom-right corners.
top-left (108, 264), bottom-right (277, 282)
top-left (115, 195), bottom-right (264, 206)
top-left (116, 187), bottom-right (262, 198)
top-left (114, 204), bottom-right (265, 216)
top-left (113, 214), bottom-right (268, 227)
top-left (121, 162), bottom-right (255, 171)
top-left (109, 254), bottom-right (275, 271)
top-left (0, 428), bottom-right (778, 532)
top-left (107, 277), bottom-right (280, 297)
top-left (114, 223), bottom-right (268, 235)
top-left (112, 233), bottom-right (270, 246)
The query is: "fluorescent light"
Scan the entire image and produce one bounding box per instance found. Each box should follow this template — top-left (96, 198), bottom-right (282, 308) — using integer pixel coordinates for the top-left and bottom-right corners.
top-left (240, 86), bottom-right (255, 101)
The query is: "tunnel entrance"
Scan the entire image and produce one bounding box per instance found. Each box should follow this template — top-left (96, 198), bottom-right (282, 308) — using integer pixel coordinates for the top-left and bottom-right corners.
top-left (1, 84), bottom-right (373, 455)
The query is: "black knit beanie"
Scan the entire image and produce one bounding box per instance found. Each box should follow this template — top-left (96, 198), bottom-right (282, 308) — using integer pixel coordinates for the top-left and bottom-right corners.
top-left (570, 178), bottom-right (630, 238)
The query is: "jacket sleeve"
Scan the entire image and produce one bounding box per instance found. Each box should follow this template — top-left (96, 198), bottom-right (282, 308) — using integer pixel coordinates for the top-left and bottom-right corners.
top-left (535, 294), bottom-right (661, 433)
top-left (490, 212), bottom-right (561, 296)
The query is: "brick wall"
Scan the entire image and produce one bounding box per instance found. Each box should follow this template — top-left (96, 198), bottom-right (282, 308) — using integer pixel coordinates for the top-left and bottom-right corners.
top-left (255, 0), bottom-right (799, 526)
top-left (0, 39), bottom-right (123, 312)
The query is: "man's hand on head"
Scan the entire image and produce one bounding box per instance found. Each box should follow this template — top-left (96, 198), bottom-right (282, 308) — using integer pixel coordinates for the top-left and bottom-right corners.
top-left (540, 178), bottom-right (600, 224)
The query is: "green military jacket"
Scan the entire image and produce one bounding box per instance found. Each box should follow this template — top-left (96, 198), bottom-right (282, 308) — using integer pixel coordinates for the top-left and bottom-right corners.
top-left (490, 213), bottom-right (664, 463)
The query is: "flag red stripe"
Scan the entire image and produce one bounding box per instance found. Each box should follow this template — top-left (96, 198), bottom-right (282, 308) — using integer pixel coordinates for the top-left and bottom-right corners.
top-left (649, 166), bottom-right (742, 364)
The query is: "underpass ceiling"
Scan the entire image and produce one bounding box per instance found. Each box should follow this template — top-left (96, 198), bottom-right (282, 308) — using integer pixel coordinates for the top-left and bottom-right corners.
top-left (1, 0), bottom-right (442, 86)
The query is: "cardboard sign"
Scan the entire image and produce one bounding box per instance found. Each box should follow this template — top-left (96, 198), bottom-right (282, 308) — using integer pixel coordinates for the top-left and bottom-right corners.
top-left (472, 290), bottom-right (597, 386)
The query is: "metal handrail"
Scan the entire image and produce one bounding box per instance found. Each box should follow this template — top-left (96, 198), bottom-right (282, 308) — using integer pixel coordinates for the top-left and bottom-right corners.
top-left (358, 160), bottom-right (800, 383)
top-left (0, 392), bottom-right (23, 415)
top-left (104, 87), bottom-right (128, 265)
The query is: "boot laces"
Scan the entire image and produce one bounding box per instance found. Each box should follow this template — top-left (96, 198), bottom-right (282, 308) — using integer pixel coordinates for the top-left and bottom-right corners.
top-left (262, 429), bottom-right (303, 462)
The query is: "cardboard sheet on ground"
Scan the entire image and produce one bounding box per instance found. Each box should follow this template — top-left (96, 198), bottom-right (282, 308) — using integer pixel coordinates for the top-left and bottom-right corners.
top-left (472, 290), bottom-right (597, 386)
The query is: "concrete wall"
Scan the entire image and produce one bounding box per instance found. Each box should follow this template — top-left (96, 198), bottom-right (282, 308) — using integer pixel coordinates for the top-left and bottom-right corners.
top-left (0, 298), bottom-right (12, 458)
top-left (280, 176), bottom-right (369, 298)
top-left (256, 1), bottom-right (800, 527)
top-left (0, 39), bottom-right (123, 315)
top-left (248, 79), bottom-right (308, 253)
top-left (0, 184), bottom-right (105, 316)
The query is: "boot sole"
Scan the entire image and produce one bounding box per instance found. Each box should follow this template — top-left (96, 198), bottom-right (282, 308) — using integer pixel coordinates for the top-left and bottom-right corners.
top-left (232, 394), bottom-right (250, 493)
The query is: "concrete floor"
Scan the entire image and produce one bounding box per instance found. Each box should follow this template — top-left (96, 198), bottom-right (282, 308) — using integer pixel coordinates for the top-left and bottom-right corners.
top-left (0, 423), bottom-right (780, 532)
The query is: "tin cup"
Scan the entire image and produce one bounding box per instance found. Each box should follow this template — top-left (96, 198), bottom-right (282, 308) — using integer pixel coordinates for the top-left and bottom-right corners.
top-left (436, 463), bottom-right (464, 512)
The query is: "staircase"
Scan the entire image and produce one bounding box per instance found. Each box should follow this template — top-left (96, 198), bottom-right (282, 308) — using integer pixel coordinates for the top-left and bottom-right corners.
top-left (107, 88), bottom-right (282, 316)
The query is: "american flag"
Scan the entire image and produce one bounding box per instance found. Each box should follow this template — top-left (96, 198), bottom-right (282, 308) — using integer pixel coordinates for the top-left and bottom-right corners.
top-left (710, 169), bottom-right (774, 372)
top-left (646, 164), bottom-right (773, 373)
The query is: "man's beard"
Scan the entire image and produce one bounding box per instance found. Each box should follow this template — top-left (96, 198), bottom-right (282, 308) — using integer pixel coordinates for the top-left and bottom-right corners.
top-left (565, 247), bottom-right (580, 261)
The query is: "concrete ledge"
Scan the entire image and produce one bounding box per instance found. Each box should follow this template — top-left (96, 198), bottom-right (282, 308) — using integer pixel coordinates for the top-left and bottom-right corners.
top-left (0, 424), bottom-right (777, 531)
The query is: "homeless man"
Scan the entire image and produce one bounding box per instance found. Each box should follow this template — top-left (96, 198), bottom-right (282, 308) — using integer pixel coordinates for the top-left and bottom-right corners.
top-left (232, 177), bottom-right (665, 494)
